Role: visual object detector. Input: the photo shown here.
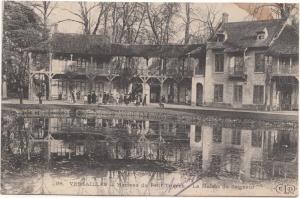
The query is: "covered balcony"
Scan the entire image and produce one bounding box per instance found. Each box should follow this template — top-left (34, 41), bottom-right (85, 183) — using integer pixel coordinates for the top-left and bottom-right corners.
top-left (271, 56), bottom-right (299, 78)
top-left (228, 55), bottom-right (247, 81)
top-left (228, 66), bottom-right (247, 81)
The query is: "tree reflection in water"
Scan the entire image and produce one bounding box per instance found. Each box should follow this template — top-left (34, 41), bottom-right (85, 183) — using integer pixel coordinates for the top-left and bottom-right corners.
top-left (1, 109), bottom-right (298, 195)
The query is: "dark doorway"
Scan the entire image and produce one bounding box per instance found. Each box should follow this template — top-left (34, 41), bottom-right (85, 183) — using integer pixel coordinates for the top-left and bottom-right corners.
top-left (280, 90), bottom-right (292, 110)
top-left (196, 83), bottom-right (203, 106)
top-left (279, 86), bottom-right (292, 111)
top-left (150, 85), bottom-right (161, 103)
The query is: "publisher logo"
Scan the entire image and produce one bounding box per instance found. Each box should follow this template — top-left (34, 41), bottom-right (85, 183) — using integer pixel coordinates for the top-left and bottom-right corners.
top-left (274, 183), bottom-right (296, 195)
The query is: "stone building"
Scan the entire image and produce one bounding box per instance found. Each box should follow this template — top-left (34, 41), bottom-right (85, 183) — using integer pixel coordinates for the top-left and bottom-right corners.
top-left (204, 14), bottom-right (298, 110)
top-left (27, 33), bottom-right (206, 105)
top-left (26, 15), bottom-right (298, 111)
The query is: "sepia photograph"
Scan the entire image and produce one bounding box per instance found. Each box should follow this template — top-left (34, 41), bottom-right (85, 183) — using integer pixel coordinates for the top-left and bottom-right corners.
top-left (1, 1), bottom-right (299, 196)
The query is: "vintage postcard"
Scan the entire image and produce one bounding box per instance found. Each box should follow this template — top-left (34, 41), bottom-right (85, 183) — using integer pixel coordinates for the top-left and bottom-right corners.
top-left (1, 1), bottom-right (298, 196)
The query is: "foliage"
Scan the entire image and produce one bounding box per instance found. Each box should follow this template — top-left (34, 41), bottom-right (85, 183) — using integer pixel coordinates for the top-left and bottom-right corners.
top-left (3, 1), bottom-right (44, 97)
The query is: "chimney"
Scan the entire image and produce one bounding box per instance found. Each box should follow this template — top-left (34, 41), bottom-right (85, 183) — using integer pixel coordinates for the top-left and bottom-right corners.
top-left (222, 13), bottom-right (229, 23)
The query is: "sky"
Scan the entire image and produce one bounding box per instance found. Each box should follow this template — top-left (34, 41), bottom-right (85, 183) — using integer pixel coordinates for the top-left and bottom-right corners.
top-left (31, 2), bottom-right (256, 44)
top-left (48, 2), bottom-right (249, 34)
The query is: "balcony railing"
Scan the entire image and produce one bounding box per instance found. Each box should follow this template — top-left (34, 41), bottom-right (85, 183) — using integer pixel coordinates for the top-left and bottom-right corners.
top-left (66, 65), bottom-right (122, 75)
top-left (228, 66), bottom-right (247, 81)
top-left (52, 59), bottom-right (195, 78)
top-left (271, 64), bottom-right (299, 76)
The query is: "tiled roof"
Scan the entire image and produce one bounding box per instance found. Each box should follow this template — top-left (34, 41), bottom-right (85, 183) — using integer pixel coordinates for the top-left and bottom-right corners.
top-left (28, 33), bottom-right (206, 58)
top-left (111, 43), bottom-right (205, 58)
top-left (267, 25), bottom-right (299, 56)
top-left (28, 33), bottom-right (111, 55)
top-left (211, 19), bottom-right (286, 49)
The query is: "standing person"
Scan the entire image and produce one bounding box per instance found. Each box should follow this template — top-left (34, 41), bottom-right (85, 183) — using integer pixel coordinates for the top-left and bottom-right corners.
top-left (76, 90), bottom-right (81, 101)
top-left (142, 94), bottom-right (147, 106)
top-left (71, 90), bottom-right (76, 103)
top-left (18, 86), bottom-right (24, 104)
top-left (161, 95), bottom-right (166, 103)
top-left (99, 93), bottom-right (103, 104)
top-left (103, 92), bottom-right (106, 104)
top-left (92, 91), bottom-right (96, 104)
top-left (136, 95), bottom-right (141, 106)
top-left (185, 94), bottom-right (189, 104)
top-left (87, 91), bottom-right (91, 104)
top-left (84, 95), bottom-right (88, 104)
top-left (119, 93), bottom-right (123, 105)
top-left (37, 90), bottom-right (42, 104)
top-left (124, 94), bottom-right (129, 105)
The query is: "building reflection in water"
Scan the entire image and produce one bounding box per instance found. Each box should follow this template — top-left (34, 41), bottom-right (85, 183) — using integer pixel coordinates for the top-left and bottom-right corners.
top-left (16, 116), bottom-right (298, 182)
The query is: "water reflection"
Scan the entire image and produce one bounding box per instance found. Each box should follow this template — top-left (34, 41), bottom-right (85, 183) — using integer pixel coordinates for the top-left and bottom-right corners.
top-left (1, 112), bottom-right (298, 195)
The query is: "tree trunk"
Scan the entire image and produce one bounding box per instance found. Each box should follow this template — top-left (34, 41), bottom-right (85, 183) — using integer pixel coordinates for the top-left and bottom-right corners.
top-left (184, 3), bottom-right (190, 44)
top-left (19, 87), bottom-right (23, 104)
top-left (2, 75), bottom-right (7, 99)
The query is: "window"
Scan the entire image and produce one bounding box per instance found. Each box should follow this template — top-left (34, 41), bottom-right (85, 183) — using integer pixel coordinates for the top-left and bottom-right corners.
top-left (195, 126), bottom-right (202, 142)
top-left (253, 85), bottom-right (264, 104)
top-left (214, 84), bottom-right (223, 102)
top-left (233, 85), bottom-right (243, 104)
top-left (251, 130), bottom-right (262, 147)
top-left (255, 53), bottom-right (265, 72)
top-left (215, 54), bottom-right (224, 72)
top-left (213, 126), bottom-right (222, 143)
top-left (231, 129), bottom-right (241, 145)
top-left (280, 57), bottom-right (290, 67)
top-left (217, 34), bottom-right (225, 42)
top-left (234, 56), bottom-right (244, 73)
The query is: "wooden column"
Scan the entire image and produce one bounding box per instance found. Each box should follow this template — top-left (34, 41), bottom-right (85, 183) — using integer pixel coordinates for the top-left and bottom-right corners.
top-left (158, 77), bottom-right (166, 103)
top-left (2, 74), bottom-right (7, 99)
top-left (289, 57), bottom-right (292, 73)
top-left (145, 57), bottom-right (149, 76)
top-left (277, 57), bottom-right (280, 74)
top-left (49, 53), bottom-right (53, 72)
top-left (48, 74), bottom-right (52, 101)
top-left (28, 74), bottom-right (33, 101)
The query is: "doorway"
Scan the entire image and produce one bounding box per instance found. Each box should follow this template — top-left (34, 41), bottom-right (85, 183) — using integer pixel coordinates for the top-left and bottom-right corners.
top-left (196, 83), bottom-right (203, 106)
top-left (280, 90), bottom-right (292, 110)
top-left (233, 85), bottom-right (243, 105)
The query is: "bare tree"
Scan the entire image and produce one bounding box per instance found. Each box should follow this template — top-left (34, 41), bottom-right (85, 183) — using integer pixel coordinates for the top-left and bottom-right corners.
top-left (184, 3), bottom-right (191, 44)
top-left (104, 3), bottom-right (146, 43)
top-left (190, 5), bottom-right (220, 39)
top-left (236, 3), bottom-right (298, 20)
top-left (58, 2), bottom-right (99, 34)
top-left (28, 1), bottom-right (58, 38)
top-left (178, 4), bottom-right (220, 43)
top-left (92, 2), bottom-right (111, 35)
top-left (145, 3), bottom-right (180, 44)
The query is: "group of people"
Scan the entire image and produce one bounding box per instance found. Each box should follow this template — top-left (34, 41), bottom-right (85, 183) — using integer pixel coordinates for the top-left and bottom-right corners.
top-left (68, 90), bottom-right (148, 106)
top-left (65, 90), bottom-right (188, 106)
top-left (71, 90), bottom-right (97, 104)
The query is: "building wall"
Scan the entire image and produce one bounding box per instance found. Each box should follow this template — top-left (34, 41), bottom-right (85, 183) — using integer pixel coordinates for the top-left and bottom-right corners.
top-left (204, 47), bottom-right (267, 109)
top-left (191, 76), bottom-right (205, 106)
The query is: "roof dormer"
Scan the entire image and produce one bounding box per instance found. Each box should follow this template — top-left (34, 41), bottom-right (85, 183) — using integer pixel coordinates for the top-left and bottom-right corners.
top-left (256, 27), bottom-right (268, 40)
top-left (216, 30), bottom-right (227, 42)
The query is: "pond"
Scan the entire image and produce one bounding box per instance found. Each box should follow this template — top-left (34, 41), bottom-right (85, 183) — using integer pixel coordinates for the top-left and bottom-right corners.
top-left (1, 108), bottom-right (298, 196)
